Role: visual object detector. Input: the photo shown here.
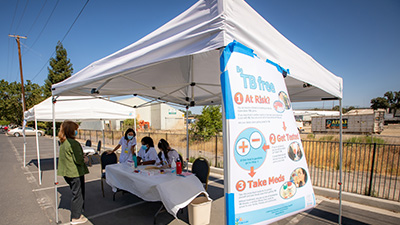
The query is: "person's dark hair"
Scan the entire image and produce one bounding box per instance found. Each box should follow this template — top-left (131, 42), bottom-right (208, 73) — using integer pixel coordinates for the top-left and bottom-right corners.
top-left (158, 139), bottom-right (171, 161)
top-left (141, 136), bottom-right (154, 147)
top-left (124, 128), bottom-right (136, 141)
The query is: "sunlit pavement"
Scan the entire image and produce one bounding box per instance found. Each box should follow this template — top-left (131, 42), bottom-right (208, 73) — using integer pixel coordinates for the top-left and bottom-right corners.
top-left (1, 134), bottom-right (399, 225)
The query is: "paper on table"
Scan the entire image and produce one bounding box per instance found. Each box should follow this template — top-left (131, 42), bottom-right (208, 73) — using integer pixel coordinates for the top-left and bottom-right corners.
top-left (179, 172), bottom-right (193, 177)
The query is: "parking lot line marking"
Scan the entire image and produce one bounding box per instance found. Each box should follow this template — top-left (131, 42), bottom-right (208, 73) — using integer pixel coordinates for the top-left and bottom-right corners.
top-left (58, 201), bottom-right (147, 225)
top-left (32, 178), bottom-right (101, 192)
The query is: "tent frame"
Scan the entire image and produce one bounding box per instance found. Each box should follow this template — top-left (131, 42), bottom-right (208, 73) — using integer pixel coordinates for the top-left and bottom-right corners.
top-left (48, 0), bottom-right (345, 223)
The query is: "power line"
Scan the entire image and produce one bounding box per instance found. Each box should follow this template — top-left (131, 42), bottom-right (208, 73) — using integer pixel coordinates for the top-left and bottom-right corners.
top-left (29, 0), bottom-right (60, 50)
top-left (31, 0), bottom-right (90, 82)
top-left (23, 0), bottom-right (48, 57)
top-left (60, 0), bottom-right (90, 43)
top-left (13, 0), bottom-right (30, 34)
top-left (7, 0), bottom-right (20, 81)
top-left (9, 0), bottom-right (20, 32)
top-left (26, 0), bottom-right (48, 38)
top-left (20, 41), bottom-right (43, 59)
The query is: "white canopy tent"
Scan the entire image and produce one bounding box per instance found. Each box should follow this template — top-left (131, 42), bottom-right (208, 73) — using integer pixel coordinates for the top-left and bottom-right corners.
top-left (24, 96), bottom-right (136, 185)
top-left (25, 96), bottom-right (136, 122)
top-left (51, 0), bottom-right (344, 223)
top-left (52, 0), bottom-right (342, 103)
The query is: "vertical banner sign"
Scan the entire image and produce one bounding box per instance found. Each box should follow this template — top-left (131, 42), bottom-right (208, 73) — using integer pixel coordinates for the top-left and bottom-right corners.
top-left (221, 41), bottom-right (315, 225)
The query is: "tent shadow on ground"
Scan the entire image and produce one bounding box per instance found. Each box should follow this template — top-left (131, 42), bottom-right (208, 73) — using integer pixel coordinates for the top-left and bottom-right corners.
top-left (27, 157), bottom-right (58, 171)
top-left (57, 179), bottom-right (180, 225)
top-left (56, 174), bottom-right (224, 224)
top-left (86, 154), bottom-right (101, 167)
top-left (306, 207), bottom-right (369, 225)
top-left (26, 155), bottom-right (100, 171)
top-left (207, 177), bottom-right (224, 200)
top-left (305, 201), bottom-right (400, 225)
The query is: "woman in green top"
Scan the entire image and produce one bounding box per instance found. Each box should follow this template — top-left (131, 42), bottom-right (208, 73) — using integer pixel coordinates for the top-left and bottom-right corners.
top-left (58, 120), bottom-right (89, 224)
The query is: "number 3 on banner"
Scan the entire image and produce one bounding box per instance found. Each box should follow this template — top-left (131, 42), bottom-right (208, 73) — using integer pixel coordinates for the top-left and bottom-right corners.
top-left (236, 180), bottom-right (246, 192)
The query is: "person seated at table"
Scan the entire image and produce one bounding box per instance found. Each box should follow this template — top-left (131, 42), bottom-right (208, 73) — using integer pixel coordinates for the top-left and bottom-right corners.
top-left (157, 139), bottom-right (180, 168)
top-left (137, 136), bottom-right (159, 165)
top-left (108, 128), bottom-right (136, 163)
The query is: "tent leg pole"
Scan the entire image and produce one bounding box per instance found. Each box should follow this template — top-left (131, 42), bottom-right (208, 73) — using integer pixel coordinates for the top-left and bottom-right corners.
top-left (52, 96), bottom-right (59, 223)
top-left (222, 103), bottom-right (230, 225)
top-left (339, 99), bottom-right (343, 225)
top-left (186, 106), bottom-right (189, 171)
top-left (23, 134), bottom-right (26, 167)
top-left (35, 116), bottom-right (42, 185)
top-left (23, 118), bottom-right (26, 167)
top-left (134, 117), bottom-right (137, 153)
top-left (102, 120), bottom-right (105, 152)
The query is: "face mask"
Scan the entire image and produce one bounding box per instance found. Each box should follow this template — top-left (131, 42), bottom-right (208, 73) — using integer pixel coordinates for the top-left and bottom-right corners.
top-left (74, 130), bottom-right (78, 136)
top-left (140, 145), bottom-right (147, 151)
top-left (127, 135), bottom-right (134, 140)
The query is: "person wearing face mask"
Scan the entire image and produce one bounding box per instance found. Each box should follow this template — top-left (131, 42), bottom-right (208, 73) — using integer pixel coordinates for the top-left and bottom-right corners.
top-left (108, 128), bottom-right (137, 163)
top-left (57, 120), bottom-right (89, 224)
top-left (137, 136), bottom-right (159, 165)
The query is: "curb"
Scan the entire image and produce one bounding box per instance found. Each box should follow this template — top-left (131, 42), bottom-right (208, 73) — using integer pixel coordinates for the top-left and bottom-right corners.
top-left (313, 186), bottom-right (400, 213)
top-left (205, 165), bottom-right (400, 213)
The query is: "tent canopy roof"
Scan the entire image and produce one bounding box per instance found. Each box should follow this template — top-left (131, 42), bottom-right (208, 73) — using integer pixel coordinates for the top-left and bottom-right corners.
top-left (25, 96), bottom-right (136, 122)
top-left (52, 0), bottom-right (342, 106)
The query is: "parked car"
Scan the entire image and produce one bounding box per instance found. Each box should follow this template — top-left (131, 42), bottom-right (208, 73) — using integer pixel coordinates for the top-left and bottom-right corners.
top-left (7, 127), bottom-right (45, 137)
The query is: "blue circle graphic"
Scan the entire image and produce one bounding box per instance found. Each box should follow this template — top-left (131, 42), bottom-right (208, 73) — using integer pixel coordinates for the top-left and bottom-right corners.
top-left (234, 127), bottom-right (267, 171)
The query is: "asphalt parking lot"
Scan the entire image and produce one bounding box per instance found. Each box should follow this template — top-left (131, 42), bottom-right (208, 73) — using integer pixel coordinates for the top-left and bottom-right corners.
top-left (1, 134), bottom-right (399, 225)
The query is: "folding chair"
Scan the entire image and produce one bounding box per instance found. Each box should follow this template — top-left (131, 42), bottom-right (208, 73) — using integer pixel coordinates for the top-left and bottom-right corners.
top-left (192, 157), bottom-right (210, 191)
top-left (100, 151), bottom-right (118, 197)
top-left (85, 139), bottom-right (92, 147)
top-left (89, 140), bottom-right (101, 166)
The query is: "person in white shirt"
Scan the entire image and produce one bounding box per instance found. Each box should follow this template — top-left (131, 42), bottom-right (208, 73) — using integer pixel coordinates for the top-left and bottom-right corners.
top-left (157, 138), bottom-right (180, 167)
top-left (137, 136), bottom-right (159, 165)
top-left (108, 128), bottom-right (136, 163)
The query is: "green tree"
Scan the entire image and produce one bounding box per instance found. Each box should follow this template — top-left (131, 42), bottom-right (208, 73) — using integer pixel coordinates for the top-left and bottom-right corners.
top-left (332, 105), bottom-right (356, 114)
top-left (343, 106), bottom-right (355, 114)
top-left (0, 79), bottom-right (44, 125)
top-left (384, 91), bottom-right (400, 115)
top-left (370, 97), bottom-right (389, 110)
top-left (25, 80), bottom-right (45, 110)
top-left (0, 80), bottom-right (22, 124)
top-left (190, 105), bottom-right (222, 140)
top-left (370, 91), bottom-right (400, 115)
top-left (122, 118), bottom-right (138, 131)
top-left (43, 41), bottom-right (73, 97)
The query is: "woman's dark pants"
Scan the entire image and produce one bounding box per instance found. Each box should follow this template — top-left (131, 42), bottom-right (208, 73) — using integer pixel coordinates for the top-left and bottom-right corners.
top-left (64, 176), bottom-right (85, 219)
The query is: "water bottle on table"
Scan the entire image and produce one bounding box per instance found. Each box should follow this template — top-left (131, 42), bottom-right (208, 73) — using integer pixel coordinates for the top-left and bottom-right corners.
top-left (132, 153), bottom-right (137, 168)
top-left (176, 157), bottom-right (182, 175)
top-left (171, 156), bottom-right (176, 174)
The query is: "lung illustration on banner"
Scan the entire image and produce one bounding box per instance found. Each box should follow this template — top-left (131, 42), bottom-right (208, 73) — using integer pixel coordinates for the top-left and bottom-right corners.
top-left (221, 41), bottom-right (315, 225)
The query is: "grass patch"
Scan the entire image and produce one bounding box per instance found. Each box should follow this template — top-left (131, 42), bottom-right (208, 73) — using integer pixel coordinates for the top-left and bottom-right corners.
top-left (345, 136), bottom-right (385, 144)
top-left (318, 135), bottom-right (337, 141)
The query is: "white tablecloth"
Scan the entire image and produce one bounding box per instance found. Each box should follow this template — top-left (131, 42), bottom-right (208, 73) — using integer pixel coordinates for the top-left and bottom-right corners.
top-left (82, 146), bottom-right (95, 155)
top-left (105, 163), bottom-right (208, 217)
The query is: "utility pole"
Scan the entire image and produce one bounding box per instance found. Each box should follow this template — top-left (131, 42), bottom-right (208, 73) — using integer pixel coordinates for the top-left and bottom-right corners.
top-left (9, 34), bottom-right (27, 123)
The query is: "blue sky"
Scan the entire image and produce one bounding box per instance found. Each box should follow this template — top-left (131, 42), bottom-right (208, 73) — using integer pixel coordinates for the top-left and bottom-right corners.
top-left (1, 0), bottom-right (399, 113)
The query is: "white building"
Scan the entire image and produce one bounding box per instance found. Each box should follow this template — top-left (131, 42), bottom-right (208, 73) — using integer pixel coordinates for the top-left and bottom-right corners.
top-left (117, 97), bottom-right (185, 130)
top-left (80, 97), bottom-right (185, 131)
top-left (293, 110), bottom-right (340, 125)
top-left (79, 97), bottom-right (186, 130)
